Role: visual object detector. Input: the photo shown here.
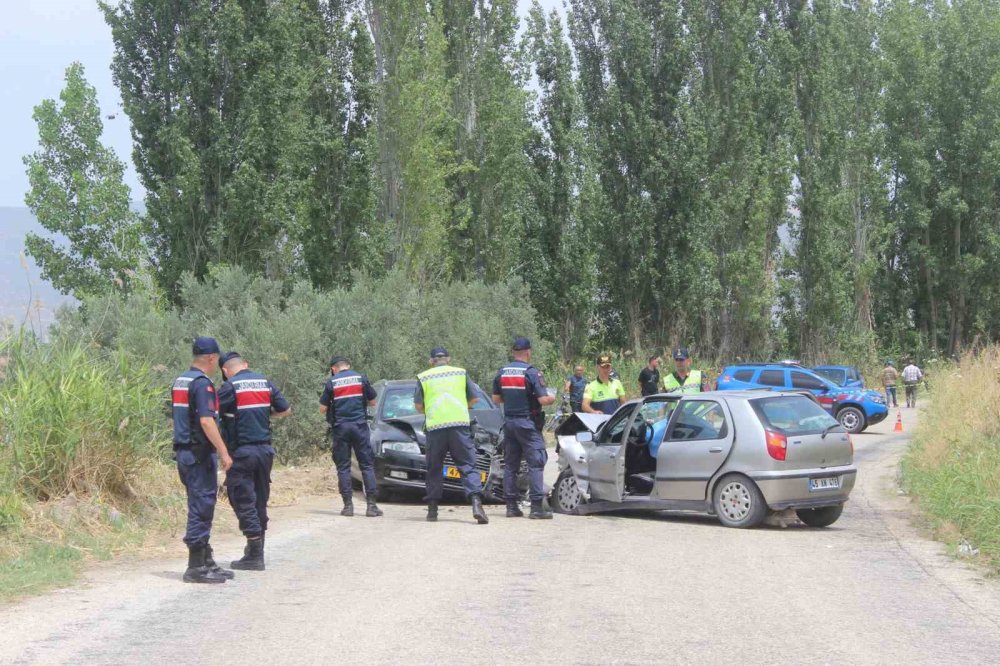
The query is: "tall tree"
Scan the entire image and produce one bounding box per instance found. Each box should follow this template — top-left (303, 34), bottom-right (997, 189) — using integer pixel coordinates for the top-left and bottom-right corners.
top-left (23, 63), bottom-right (143, 298)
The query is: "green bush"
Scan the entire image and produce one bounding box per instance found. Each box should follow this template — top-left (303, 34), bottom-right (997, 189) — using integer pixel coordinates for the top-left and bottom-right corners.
top-left (0, 334), bottom-right (168, 502)
top-left (52, 266), bottom-right (549, 461)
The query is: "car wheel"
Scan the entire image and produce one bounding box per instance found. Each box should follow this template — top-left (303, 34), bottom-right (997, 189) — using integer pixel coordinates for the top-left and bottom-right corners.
top-left (837, 406), bottom-right (866, 434)
top-left (712, 474), bottom-right (767, 528)
top-left (796, 505), bottom-right (843, 528)
top-left (551, 469), bottom-right (584, 515)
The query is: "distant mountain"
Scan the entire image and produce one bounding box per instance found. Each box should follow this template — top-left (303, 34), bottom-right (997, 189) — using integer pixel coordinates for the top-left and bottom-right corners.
top-left (0, 207), bottom-right (75, 331)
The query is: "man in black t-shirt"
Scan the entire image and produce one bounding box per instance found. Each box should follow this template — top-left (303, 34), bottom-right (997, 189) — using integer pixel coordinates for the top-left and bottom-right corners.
top-left (638, 355), bottom-right (661, 397)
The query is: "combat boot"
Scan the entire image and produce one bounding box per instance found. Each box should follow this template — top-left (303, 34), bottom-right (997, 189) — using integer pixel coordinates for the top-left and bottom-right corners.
top-left (427, 501), bottom-right (439, 522)
top-left (365, 495), bottom-right (383, 517)
top-left (230, 537), bottom-right (265, 571)
top-left (471, 493), bottom-right (489, 525)
top-left (506, 500), bottom-right (524, 518)
top-left (204, 542), bottom-right (234, 579)
top-left (183, 544), bottom-right (228, 584)
top-left (529, 499), bottom-right (553, 520)
top-left (340, 494), bottom-right (354, 517)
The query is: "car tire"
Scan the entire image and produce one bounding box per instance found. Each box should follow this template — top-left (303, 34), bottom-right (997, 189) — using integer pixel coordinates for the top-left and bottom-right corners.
top-left (551, 468), bottom-right (585, 515)
top-left (796, 504), bottom-right (843, 528)
top-left (712, 474), bottom-right (767, 528)
top-left (836, 406), bottom-right (866, 434)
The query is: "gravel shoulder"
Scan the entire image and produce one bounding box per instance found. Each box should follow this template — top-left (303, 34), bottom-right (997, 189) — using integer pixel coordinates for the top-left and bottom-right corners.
top-left (2, 407), bottom-right (999, 665)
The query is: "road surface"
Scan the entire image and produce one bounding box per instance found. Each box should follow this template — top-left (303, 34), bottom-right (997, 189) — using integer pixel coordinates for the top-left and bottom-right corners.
top-left (2, 407), bottom-right (999, 665)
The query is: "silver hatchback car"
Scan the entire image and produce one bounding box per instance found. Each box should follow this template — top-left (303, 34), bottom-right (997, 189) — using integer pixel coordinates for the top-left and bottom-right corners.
top-left (551, 391), bottom-right (857, 528)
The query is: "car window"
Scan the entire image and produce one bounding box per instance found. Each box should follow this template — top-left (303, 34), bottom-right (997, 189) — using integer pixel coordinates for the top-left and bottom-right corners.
top-left (751, 395), bottom-right (839, 435)
top-left (849, 368), bottom-right (860, 381)
top-left (667, 401), bottom-right (728, 441)
top-left (379, 388), bottom-right (419, 419)
top-left (733, 369), bottom-right (753, 382)
top-left (470, 384), bottom-right (495, 411)
top-left (813, 368), bottom-right (845, 386)
top-left (758, 369), bottom-right (785, 387)
top-left (638, 399), bottom-right (675, 423)
top-left (598, 407), bottom-right (633, 445)
top-left (791, 371), bottom-right (828, 391)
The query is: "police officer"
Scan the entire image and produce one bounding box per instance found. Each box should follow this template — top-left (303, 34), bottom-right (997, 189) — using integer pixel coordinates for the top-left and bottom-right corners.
top-left (171, 336), bottom-right (233, 584)
top-left (414, 347), bottom-right (489, 524)
top-left (319, 356), bottom-right (381, 517)
top-left (492, 337), bottom-right (556, 519)
top-left (218, 352), bottom-right (291, 571)
top-left (662, 347), bottom-right (706, 394)
top-left (583, 353), bottom-right (627, 414)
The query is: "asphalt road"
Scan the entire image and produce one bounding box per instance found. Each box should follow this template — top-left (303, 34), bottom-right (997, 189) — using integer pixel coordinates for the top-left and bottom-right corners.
top-left (2, 407), bottom-right (1000, 665)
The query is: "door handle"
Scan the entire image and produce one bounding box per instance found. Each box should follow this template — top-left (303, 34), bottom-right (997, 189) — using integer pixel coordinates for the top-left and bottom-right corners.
top-left (609, 453), bottom-right (616, 459)
top-left (709, 447), bottom-right (723, 453)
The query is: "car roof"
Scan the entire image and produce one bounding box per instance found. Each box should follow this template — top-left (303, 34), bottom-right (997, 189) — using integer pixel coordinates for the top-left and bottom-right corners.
top-left (374, 379), bottom-right (418, 388)
top-left (643, 389), bottom-right (811, 402)
top-left (812, 365), bottom-right (855, 370)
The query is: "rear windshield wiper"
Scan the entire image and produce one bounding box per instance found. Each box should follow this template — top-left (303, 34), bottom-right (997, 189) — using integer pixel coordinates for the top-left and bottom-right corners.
top-left (821, 423), bottom-right (840, 439)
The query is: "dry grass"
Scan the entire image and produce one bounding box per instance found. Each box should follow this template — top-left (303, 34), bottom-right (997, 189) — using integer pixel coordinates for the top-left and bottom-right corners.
top-left (902, 347), bottom-right (1000, 573)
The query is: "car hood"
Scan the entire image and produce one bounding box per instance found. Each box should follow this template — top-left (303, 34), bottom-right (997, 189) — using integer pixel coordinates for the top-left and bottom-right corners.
top-left (379, 411), bottom-right (503, 445)
top-left (554, 412), bottom-right (612, 437)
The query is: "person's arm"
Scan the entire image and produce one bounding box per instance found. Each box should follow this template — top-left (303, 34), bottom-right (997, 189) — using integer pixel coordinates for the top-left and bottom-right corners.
top-left (193, 381), bottom-right (231, 470)
top-left (413, 382), bottom-right (425, 414)
top-left (466, 378), bottom-right (479, 408)
top-left (319, 380), bottom-right (332, 415)
top-left (363, 375), bottom-right (378, 407)
top-left (491, 373), bottom-right (504, 405)
top-left (270, 382), bottom-right (292, 418)
top-left (532, 370), bottom-right (556, 407)
top-left (617, 381), bottom-right (627, 405)
top-left (582, 384), bottom-right (598, 413)
top-left (563, 378), bottom-right (571, 394)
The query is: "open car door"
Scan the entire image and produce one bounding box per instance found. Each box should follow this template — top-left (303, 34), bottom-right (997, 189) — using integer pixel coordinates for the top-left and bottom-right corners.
top-left (586, 405), bottom-right (634, 501)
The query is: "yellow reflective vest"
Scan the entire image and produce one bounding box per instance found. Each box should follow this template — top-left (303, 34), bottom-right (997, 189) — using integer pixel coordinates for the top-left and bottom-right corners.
top-left (417, 365), bottom-right (471, 431)
top-left (663, 369), bottom-right (703, 394)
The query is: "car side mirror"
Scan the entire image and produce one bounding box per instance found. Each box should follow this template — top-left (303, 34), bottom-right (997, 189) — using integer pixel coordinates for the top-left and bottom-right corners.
top-left (575, 430), bottom-right (594, 443)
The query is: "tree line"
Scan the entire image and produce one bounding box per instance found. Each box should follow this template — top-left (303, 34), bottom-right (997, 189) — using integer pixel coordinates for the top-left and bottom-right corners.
top-left (24, 0), bottom-right (1000, 362)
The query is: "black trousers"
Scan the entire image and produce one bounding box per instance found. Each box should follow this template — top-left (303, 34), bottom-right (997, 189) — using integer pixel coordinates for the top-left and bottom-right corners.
top-left (225, 444), bottom-right (274, 537)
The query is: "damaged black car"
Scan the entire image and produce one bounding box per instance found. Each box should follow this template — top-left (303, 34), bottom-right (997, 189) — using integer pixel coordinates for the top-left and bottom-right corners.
top-left (351, 379), bottom-right (527, 502)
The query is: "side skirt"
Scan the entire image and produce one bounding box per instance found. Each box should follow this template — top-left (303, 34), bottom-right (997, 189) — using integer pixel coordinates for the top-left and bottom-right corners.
top-left (576, 497), bottom-right (711, 515)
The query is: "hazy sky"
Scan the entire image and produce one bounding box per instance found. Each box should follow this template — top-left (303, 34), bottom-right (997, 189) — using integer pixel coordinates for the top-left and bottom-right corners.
top-left (0, 0), bottom-right (562, 207)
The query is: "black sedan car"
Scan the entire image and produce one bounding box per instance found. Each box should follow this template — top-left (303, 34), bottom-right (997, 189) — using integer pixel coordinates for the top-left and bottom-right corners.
top-left (351, 379), bottom-right (526, 502)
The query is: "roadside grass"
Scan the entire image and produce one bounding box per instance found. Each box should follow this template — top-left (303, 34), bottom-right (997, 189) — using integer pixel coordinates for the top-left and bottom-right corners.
top-left (902, 347), bottom-right (1000, 574)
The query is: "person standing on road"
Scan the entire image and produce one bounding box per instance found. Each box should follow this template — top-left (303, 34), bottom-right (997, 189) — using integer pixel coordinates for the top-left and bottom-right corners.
top-left (563, 365), bottom-right (588, 413)
top-left (902, 359), bottom-right (924, 408)
top-left (218, 352), bottom-right (291, 571)
top-left (662, 347), bottom-right (707, 394)
top-left (320, 356), bottom-right (382, 518)
top-left (492, 337), bottom-right (556, 520)
top-left (881, 360), bottom-right (899, 408)
top-left (414, 347), bottom-right (489, 525)
top-left (171, 336), bottom-right (233, 585)
top-left (638, 355), bottom-right (661, 397)
top-left (583, 353), bottom-right (627, 415)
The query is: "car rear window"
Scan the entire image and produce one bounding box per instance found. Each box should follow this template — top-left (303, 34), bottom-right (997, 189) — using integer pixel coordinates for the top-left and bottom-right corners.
top-left (791, 371), bottom-right (828, 390)
top-left (758, 369), bottom-right (785, 387)
top-left (733, 369), bottom-right (753, 382)
top-left (751, 396), bottom-right (838, 435)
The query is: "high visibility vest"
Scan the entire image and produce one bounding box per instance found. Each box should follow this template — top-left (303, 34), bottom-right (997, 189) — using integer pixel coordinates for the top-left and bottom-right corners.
top-left (663, 369), bottom-right (703, 394)
top-left (417, 365), bottom-right (471, 431)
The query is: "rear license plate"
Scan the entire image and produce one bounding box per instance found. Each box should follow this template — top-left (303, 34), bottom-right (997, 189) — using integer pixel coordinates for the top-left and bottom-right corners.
top-left (809, 476), bottom-right (840, 492)
top-left (444, 467), bottom-right (487, 484)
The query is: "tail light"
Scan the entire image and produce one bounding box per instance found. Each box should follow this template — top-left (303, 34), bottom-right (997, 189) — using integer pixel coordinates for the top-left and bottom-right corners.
top-left (765, 430), bottom-right (787, 461)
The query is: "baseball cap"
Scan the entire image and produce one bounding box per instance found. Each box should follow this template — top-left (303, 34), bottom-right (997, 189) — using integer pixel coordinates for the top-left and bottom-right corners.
top-left (329, 355), bottom-right (350, 367)
top-left (672, 347), bottom-right (690, 361)
top-left (219, 351), bottom-right (242, 369)
top-left (430, 346), bottom-right (449, 359)
top-left (192, 336), bottom-right (221, 355)
top-left (512, 336), bottom-right (532, 351)
top-left (595, 353), bottom-right (613, 367)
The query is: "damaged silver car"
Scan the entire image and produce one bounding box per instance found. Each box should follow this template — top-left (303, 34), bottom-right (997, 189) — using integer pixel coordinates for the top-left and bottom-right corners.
top-left (551, 391), bottom-right (857, 528)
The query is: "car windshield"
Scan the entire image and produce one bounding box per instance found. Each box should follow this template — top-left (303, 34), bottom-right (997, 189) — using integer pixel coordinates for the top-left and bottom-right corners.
top-left (379, 383), bottom-right (494, 420)
top-left (751, 395), bottom-right (839, 435)
top-left (813, 368), bottom-right (847, 386)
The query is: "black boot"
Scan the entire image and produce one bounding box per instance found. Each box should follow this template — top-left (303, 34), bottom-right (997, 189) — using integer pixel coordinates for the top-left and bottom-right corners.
top-left (471, 494), bottom-right (489, 525)
top-left (427, 501), bottom-right (439, 522)
top-left (230, 537), bottom-right (265, 571)
top-left (365, 495), bottom-right (383, 517)
top-left (506, 500), bottom-right (524, 518)
top-left (183, 544), bottom-right (228, 584)
top-left (340, 494), bottom-right (354, 517)
top-left (529, 499), bottom-right (553, 520)
top-left (205, 542), bottom-right (234, 579)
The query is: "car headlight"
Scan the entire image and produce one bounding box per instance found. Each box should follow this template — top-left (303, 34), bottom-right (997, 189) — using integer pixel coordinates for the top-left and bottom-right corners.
top-left (380, 440), bottom-right (421, 454)
top-left (870, 394), bottom-right (885, 404)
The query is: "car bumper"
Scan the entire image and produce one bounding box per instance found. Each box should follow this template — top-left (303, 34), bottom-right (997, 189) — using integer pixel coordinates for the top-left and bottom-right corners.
top-left (866, 409), bottom-right (888, 425)
top-left (749, 465), bottom-right (857, 510)
top-left (353, 449), bottom-right (502, 497)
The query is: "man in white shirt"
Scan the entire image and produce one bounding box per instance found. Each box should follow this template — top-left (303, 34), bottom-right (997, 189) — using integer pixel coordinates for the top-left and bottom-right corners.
top-left (902, 359), bottom-right (924, 408)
